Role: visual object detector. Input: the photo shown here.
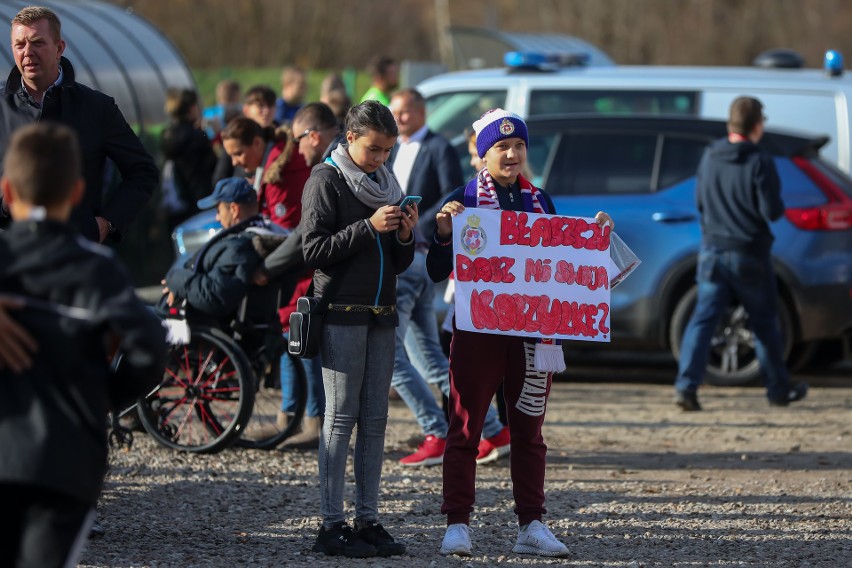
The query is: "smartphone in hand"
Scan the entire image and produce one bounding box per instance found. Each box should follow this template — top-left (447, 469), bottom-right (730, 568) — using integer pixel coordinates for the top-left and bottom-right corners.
top-left (399, 195), bottom-right (422, 209)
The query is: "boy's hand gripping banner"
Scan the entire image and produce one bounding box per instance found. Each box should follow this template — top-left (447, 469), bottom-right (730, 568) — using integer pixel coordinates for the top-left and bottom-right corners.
top-left (452, 209), bottom-right (612, 342)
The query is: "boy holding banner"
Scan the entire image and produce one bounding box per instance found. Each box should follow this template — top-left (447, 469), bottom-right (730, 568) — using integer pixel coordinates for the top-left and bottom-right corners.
top-left (427, 109), bottom-right (613, 557)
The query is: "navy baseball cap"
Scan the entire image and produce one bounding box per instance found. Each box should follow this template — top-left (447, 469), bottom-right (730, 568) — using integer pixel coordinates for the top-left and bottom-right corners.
top-left (197, 177), bottom-right (257, 209)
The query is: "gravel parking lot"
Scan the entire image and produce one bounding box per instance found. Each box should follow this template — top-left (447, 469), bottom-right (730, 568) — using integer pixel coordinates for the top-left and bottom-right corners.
top-left (79, 359), bottom-right (851, 567)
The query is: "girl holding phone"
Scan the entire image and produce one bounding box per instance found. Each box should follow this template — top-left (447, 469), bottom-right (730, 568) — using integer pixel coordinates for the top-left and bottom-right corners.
top-left (301, 100), bottom-right (417, 558)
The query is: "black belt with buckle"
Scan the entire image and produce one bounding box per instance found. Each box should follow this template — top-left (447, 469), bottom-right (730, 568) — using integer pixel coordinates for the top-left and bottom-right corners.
top-left (327, 304), bottom-right (397, 316)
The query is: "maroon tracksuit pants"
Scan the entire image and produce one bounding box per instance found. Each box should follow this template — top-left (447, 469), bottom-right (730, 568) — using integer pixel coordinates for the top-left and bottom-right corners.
top-left (441, 327), bottom-right (552, 526)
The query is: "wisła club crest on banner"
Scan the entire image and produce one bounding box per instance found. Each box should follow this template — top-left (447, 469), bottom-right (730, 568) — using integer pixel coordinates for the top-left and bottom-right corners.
top-left (460, 214), bottom-right (487, 256)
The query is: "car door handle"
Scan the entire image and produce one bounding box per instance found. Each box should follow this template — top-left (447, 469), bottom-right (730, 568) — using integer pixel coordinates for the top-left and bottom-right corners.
top-left (652, 212), bottom-right (697, 223)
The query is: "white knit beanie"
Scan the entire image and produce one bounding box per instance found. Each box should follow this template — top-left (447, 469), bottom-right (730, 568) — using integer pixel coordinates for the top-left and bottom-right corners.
top-left (472, 108), bottom-right (529, 158)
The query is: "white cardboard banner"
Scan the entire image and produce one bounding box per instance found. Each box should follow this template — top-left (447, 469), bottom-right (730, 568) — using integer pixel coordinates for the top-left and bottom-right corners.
top-left (451, 209), bottom-right (612, 343)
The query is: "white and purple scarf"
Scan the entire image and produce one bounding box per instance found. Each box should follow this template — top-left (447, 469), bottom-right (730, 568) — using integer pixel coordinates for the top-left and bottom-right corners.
top-left (463, 168), bottom-right (547, 213)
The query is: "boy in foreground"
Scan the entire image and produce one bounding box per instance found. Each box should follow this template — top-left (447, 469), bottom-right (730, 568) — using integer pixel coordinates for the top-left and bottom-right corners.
top-left (0, 122), bottom-right (166, 567)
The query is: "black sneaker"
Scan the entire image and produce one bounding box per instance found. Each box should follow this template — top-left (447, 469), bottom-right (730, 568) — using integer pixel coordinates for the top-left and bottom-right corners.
top-left (675, 390), bottom-right (702, 411)
top-left (356, 521), bottom-right (406, 557)
top-left (312, 523), bottom-right (376, 558)
top-left (769, 383), bottom-right (809, 407)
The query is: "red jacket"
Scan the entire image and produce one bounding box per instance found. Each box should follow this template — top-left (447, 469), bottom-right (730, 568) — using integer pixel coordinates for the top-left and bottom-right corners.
top-left (259, 139), bottom-right (313, 327)
top-left (260, 140), bottom-right (312, 230)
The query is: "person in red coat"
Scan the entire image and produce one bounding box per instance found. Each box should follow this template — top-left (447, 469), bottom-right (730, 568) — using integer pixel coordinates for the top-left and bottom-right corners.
top-left (221, 115), bottom-right (313, 319)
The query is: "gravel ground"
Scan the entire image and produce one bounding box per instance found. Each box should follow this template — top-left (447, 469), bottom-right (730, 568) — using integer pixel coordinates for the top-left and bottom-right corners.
top-left (79, 369), bottom-right (852, 568)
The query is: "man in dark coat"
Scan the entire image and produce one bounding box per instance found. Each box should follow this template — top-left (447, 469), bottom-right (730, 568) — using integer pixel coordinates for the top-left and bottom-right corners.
top-left (386, 88), bottom-right (492, 468)
top-left (0, 6), bottom-right (158, 243)
top-left (388, 88), bottom-right (463, 237)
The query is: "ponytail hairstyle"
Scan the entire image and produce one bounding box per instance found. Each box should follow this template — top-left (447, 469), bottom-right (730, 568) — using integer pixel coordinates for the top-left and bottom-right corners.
top-left (164, 88), bottom-right (200, 122)
top-left (263, 125), bottom-right (296, 185)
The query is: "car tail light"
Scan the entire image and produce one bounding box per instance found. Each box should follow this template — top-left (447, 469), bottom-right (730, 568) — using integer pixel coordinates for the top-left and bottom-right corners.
top-left (785, 156), bottom-right (852, 230)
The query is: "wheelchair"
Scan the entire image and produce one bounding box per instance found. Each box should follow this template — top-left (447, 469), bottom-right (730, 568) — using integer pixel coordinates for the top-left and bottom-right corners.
top-left (135, 295), bottom-right (307, 454)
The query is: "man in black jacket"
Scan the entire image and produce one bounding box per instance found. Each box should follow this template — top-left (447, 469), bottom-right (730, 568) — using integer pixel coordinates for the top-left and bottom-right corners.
top-left (0, 6), bottom-right (158, 243)
top-left (673, 96), bottom-right (808, 411)
top-left (0, 122), bottom-right (166, 567)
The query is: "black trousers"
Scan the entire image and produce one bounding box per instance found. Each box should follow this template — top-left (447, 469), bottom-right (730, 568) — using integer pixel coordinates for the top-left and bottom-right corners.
top-left (0, 484), bottom-right (93, 568)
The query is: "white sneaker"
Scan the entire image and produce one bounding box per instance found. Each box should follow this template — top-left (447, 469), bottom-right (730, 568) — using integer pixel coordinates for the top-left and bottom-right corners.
top-left (440, 523), bottom-right (472, 556)
top-left (512, 520), bottom-right (568, 557)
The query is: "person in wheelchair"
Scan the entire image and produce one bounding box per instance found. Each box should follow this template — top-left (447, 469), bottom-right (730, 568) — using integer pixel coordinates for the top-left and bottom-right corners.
top-left (0, 122), bottom-right (166, 567)
top-left (161, 177), bottom-right (286, 357)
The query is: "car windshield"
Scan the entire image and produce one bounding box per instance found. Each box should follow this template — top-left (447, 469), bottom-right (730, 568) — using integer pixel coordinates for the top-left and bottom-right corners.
top-left (529, 128), bottom-right (710, 195)
top-left (425, 90), bottom-right (508, 141)
top-left (529, 90), bottom-right (697, 116)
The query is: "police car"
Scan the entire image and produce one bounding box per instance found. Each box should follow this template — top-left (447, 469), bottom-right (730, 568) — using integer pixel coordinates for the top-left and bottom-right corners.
top-left (418, 49), bottom-right (852, 174)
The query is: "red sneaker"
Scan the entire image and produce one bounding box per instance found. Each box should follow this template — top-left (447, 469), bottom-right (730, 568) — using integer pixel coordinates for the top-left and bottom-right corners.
top-left (400, 435), bottom-right (446, 467)
top-left (476, 426), bottom-right (510, 464)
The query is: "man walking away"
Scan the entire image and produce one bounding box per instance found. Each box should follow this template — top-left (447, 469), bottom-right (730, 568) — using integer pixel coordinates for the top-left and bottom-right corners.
top-left (673, 96), bottom-right (808, 411)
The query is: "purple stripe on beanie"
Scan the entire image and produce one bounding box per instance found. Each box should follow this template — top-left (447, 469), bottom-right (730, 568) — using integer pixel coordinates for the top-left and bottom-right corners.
top-left (473, 109), bottom-right (529, 158)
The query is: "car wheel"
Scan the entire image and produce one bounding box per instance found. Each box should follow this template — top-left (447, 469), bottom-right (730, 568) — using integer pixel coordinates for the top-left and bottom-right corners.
top-left (668, 285), bottom-right (793, 387)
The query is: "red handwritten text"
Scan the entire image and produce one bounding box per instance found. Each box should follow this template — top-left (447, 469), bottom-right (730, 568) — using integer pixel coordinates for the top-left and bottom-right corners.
top-left (500, 210), bottom-right (611, 251)
top-left (554, 261), bottom-right (609, 290)
top-left (456, 255), bottom-right (516, 284)
top-left (469, 289), bottom-right (610, 338)
top-left (524, 258), bottom-right (552, 283)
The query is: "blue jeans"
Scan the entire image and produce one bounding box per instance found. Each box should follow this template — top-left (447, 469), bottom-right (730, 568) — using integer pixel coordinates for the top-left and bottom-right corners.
top-left (319, 323), bottom-right (395, 528)
top-left (280, 338), bottom-right (325, 418)
top-left (674, 248), bottom-right (790, 401)
top-left (391, 251), bottom-right (503, 439)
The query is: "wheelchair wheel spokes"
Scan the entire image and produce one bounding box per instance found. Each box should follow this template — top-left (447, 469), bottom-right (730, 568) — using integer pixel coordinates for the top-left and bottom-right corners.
top-left (194, 400), bottom-right (227, 436)
top-left (138, 327), bottom-right (254, 453)
top-left (201, 371), bottom-right (242, 398)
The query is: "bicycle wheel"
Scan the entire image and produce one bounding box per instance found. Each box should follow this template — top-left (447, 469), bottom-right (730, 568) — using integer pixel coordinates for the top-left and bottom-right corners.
top-left (237, 350), bottom-right (307, 449)
top-left (138, 326), bottom-right (255, 453)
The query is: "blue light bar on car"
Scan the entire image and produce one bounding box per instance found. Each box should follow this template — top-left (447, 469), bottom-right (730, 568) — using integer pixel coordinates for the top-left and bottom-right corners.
top-left (504, 51), bottom-right (590, 70)
top-left (824, 50), bottom-right (844, 77)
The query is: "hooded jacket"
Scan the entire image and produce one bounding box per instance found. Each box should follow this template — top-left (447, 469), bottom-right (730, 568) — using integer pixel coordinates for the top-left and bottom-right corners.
top-left (0, 220), bottom-right (166, 505)
top-left (260, 137), bottom-right (312, 230)
top-left (696, 138), bottom-right (784, 255)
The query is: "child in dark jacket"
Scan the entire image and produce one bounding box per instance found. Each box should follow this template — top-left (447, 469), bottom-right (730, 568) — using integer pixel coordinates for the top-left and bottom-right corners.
top-left (0, 122), bottom-right (166, 568)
